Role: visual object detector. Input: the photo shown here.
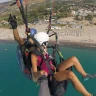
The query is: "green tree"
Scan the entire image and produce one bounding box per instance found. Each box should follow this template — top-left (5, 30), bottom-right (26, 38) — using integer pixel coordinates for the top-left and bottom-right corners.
top-left (85, 14), bottom-right (93, 20)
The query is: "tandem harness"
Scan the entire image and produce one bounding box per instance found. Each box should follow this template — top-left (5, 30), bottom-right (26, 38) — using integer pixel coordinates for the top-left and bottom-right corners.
top-left (19, 32), bottom-right (72, 96)
top-left (20, 42), bottom-right (72, 96)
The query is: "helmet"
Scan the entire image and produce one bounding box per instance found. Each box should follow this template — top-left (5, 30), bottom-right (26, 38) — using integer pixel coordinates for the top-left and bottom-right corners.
top-left (30, 28), bottom-right (37, 35)
top-left (34, 32), bottom-right (49, 45)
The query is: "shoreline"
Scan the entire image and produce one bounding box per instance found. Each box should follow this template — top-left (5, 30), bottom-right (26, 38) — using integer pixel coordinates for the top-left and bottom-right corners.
top-left (50, 40), bottom-right (96, 49)
top-left (0, 39), bottom-right (16, 43)
top-left (1, 16), bottom-right (96, 49)
top-left (1, 39), bottom-right (96, 50)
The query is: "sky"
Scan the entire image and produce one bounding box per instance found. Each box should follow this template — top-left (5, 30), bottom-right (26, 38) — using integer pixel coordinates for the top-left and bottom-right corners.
top-left (0, 0), bottom-right (12, 3)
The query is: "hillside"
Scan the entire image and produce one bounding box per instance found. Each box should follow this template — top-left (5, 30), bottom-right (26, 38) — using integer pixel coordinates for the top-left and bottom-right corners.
top-left (1, 0), bottom-right (95, 14)
top-left (0, 0), bottom-right (45, 19)
top-left (0, 0), bottom-right (96, 27)
top-left (0, 0), bottom-right (44, 13)
top-left (0, 2), bottom-right (11, 13)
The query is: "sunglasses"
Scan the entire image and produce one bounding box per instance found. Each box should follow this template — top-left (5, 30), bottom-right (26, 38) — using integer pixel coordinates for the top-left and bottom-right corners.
top-left (42, 41), bottom-right (48, 46)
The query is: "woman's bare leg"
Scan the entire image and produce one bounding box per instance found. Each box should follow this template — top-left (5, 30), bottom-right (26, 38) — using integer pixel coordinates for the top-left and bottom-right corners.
top-left (54, 70), bottom-right (92, 96)
top-left (58, 56), bottom-right (87, 77)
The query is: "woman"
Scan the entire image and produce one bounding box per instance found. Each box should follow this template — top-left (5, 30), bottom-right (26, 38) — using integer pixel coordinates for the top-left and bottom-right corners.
top-left (31, 32), bottom-right (95, 96)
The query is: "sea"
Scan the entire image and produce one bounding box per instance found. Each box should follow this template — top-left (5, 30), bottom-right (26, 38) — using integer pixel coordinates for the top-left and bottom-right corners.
top-left (0, 41), bottom-right (96, 96)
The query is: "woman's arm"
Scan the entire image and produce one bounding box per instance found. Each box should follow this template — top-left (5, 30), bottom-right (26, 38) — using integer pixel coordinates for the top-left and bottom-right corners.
top-left (31, 54), bottom-right (42, 79)
top-left (31, 54), bottom-right (47, 80)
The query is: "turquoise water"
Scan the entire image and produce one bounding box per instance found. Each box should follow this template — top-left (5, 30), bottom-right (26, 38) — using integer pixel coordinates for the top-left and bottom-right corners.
top-left (0, 42), bottom-right (96, 96)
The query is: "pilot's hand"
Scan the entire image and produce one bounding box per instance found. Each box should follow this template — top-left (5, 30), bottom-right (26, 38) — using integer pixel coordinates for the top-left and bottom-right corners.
top-left (8, 14), bottom-right (17, 29)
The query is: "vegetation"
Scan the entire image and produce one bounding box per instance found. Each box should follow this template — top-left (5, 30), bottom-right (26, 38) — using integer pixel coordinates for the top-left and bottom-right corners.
top-left (0, 0), bottom-right (72, 27)
top-left (0, 0), bottom-right (96, 28)
top-left (85, 14), bottom-right (93, 20)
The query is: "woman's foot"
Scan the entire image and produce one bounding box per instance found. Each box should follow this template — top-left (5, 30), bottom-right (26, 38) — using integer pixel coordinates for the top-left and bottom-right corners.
top-left (83, 73), bottom-right (96, 81)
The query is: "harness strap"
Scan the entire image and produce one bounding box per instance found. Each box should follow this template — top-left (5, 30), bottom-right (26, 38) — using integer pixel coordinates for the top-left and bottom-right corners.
top-left (43, 57), bottom-right (53, 75)
top-left (32, 49), bottom-right (42, 56)
top-left (39, 58), bottom-right (43, 67)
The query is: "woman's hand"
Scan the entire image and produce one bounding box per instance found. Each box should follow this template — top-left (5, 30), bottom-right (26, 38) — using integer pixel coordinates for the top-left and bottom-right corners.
top-left (40, 70), bottom-right (48, 76)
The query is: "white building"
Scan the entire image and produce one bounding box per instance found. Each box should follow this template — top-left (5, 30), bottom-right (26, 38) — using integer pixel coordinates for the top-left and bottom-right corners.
top-left (0, 20), bottom-right (8, 25)
top-left (71, 10), bottom-right (76, 16)
top-left (76, 9), bottom-right (93, 17)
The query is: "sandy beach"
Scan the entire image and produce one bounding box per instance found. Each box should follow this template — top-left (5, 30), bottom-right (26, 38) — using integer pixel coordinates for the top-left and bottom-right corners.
top-left (0, 17), bottom-right (96, 47)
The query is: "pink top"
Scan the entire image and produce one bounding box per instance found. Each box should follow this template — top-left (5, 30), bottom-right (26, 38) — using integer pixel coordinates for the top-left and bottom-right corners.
top-left (37, 54), bottom-right (54, 75)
